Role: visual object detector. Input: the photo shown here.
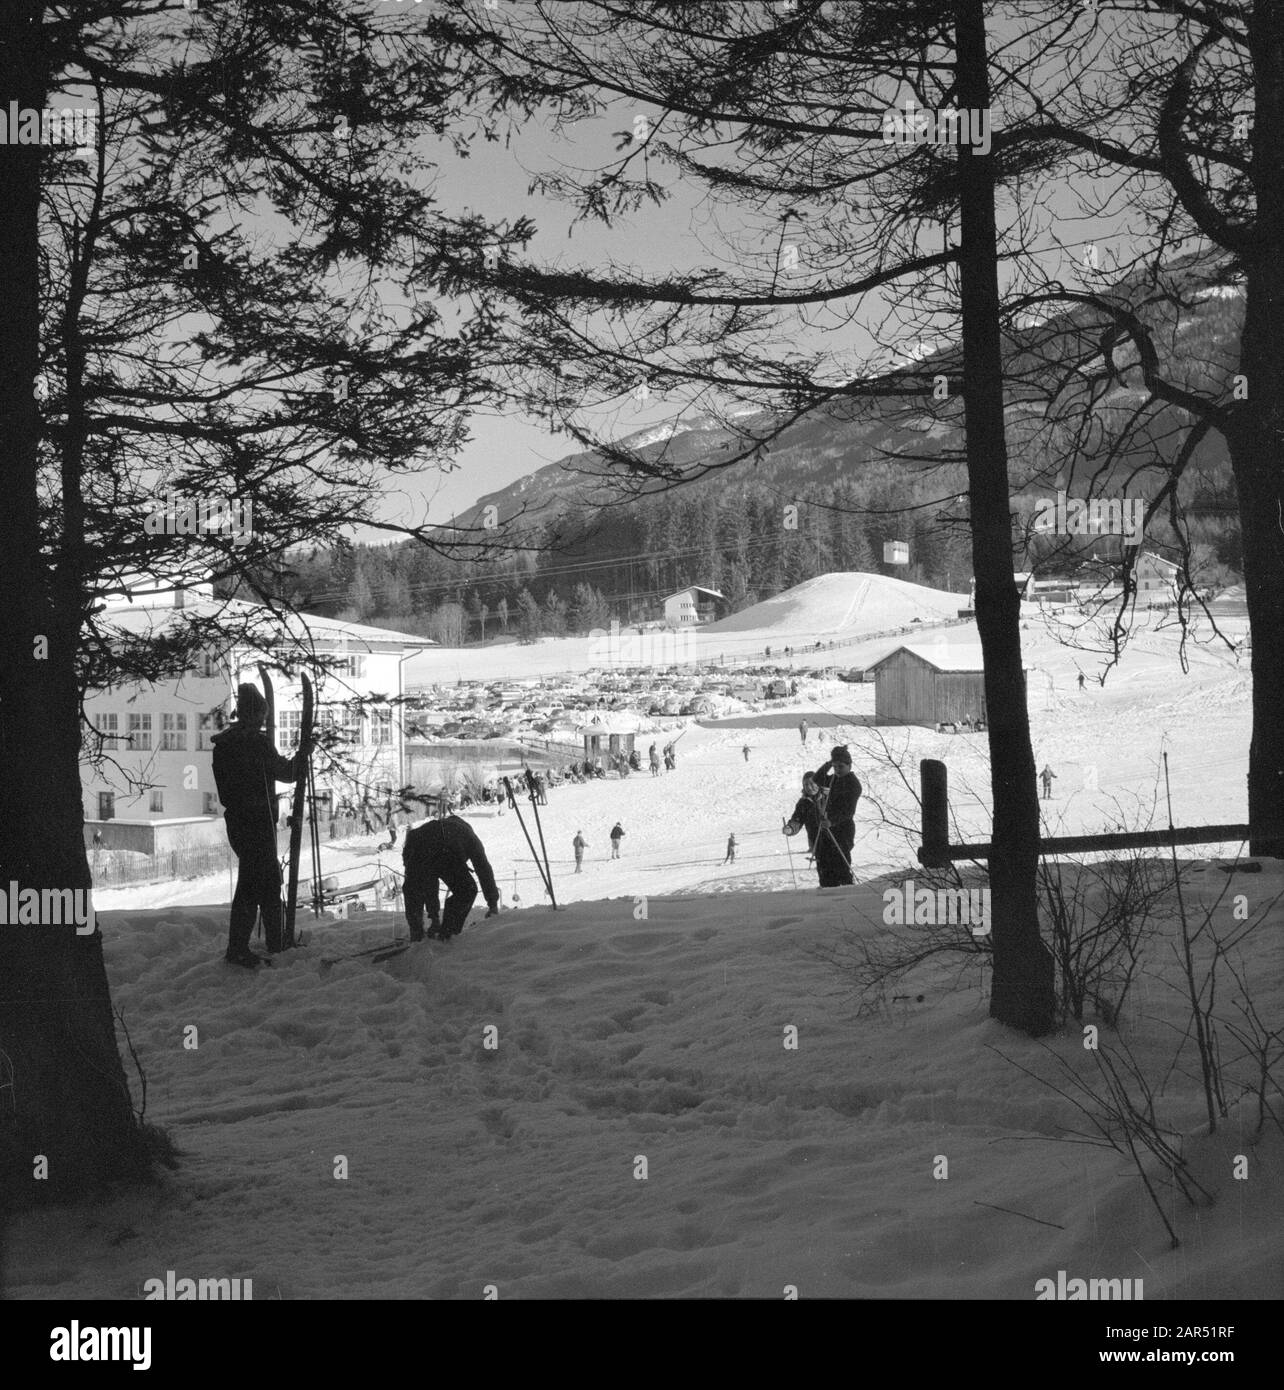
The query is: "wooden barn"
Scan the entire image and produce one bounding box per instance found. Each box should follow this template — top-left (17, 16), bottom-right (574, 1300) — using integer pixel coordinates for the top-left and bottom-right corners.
top-left (869, 644), bottom-right (1004, 726)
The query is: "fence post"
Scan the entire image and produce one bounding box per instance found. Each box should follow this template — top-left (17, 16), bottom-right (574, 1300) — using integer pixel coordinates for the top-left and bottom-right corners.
top-left (920, 759), bottom-right (950, 868)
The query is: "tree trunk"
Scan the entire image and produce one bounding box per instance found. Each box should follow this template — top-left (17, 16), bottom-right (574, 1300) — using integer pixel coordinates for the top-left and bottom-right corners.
top-left (0, 1), bottom-right (151, 1210)
top-left (954, 0), bottom-right (1055, 1034)
top-left (1235, 1), bottom-right (1284, 858)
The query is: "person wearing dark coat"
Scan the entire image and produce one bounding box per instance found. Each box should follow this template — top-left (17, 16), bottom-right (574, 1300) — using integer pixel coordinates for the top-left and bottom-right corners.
top-left (211, 682), bottom-right (308, 966)
top-left (813, 745), bottom-right (861, 887)
top-left (402, 812), bottom-right (500, 941)
top-left (783, 772), bottom-right (826, 883)
top-left (609, 822), bottom-right (625, 859)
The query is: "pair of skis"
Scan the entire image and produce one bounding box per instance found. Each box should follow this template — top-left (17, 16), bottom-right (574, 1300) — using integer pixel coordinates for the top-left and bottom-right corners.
top-left (257, 664), bottom-right (317, 950)
top-left (503, 774), bottom-right (557, 909)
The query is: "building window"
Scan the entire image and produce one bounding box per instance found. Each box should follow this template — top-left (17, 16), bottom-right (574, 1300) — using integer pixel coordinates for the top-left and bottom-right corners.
top-left (95, 713), bottom-right (119, 740)
top-left (98, 792), bottom-right (114, 821)
top-left (161, 713), bottom-right (187, 750)
top-left (128, 713), bottom-right (152, 750)
top-left (199, 649), bottom-right (222, 679)
top-left (198, 712), bottom-right (220, 750)
top-left (339, 703), bottom-right (361, 746)
top-left (372, 708), bottom-right (392, 746)
top-left (282, 709), bottom-right (303, 750)
top-left (150, 790), bottom-right (164, 813)
top-left (332, 654), bottom-right (367, 680)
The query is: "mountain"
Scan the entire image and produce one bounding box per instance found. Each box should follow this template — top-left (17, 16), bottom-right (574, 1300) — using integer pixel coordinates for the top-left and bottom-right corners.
top-left (451, 254), bottom-right (1245, 538)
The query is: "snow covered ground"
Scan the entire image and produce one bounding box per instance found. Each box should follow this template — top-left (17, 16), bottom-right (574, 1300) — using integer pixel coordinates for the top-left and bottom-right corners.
top-left (7, 595), bottom-right (1277, 1301)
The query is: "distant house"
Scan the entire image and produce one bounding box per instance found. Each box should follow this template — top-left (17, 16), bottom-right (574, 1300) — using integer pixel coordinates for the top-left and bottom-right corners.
top-left (870, 643), bottom-right (1021, 726)
top-left (1134, 550), bottom-right (1181, 603)
top-left (663, 585), bottom-right (726, 626)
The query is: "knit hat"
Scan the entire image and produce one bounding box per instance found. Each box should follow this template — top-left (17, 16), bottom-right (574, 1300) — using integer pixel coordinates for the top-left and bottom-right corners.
top-left (236, 682), bottom-right (267, 726)
top-left (831, 744), bottom-right (852, 765)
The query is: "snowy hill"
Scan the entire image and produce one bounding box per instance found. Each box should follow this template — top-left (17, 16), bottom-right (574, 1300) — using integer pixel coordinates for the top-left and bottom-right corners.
top-left (705, 572), bottom-right (965, 637)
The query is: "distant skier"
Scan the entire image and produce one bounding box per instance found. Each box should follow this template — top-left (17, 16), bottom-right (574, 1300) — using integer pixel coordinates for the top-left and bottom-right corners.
top-left (360, 793), bottom-right (373, 834)
top-left (664, 742), bottom-right (676, 771)
top-left (630, 749), bottom-right (642, 772)
top-left (649, 743), bottom-right (661, 777)
top-left (402, 810), bottom-right (500, 941)
top-left (1040, 764), bottom-right (1057, 799)
top-left (813, 745), bottom-right (861, 887)
top-left (610, 822), bottom-right (625, 859)
top-left (799, 719), bottom-right (809, 745)
top-left (211, 682), bottom-right (308, 966)
top-left (573, 831), bottom-right (587, 872)
top-left (1077, 672), bottom-right (1086, 691)
top-left (724, 833), bottom-right (737, 864)
top-left (742, 744), bottom-right (751, 762)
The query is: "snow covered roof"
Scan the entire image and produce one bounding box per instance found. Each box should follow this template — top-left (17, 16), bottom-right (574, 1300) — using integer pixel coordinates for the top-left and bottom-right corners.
top-left (102, 593), bottom-right (433, 654)
top-left (870, 643), bottom-right (985, 673)
top-left (666, 585), bottom-right (725, 601)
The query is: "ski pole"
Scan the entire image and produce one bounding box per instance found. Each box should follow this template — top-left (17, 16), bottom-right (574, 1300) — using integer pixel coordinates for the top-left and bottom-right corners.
top-left (502, 777), bottom-right (553, 902)
top-left (525, 777), bottom-right (558, 910)
top-left (783, 823), bottom-right (799, 888)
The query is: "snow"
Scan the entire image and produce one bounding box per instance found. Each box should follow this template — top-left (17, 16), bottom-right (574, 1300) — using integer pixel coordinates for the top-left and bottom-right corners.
top-left (9, 598), bottom-right (1277, 1300)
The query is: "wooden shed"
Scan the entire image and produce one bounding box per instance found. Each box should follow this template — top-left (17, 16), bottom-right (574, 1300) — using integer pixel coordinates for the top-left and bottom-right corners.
top-left (869, 644), bottom-right (1005, 726)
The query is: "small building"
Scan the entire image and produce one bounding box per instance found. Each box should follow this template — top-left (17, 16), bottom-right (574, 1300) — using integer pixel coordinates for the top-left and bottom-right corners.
top-left (581, 726), bottom-right (637, 764)
top-left (663, 585), bottom-right (726, 626)
top-left (1134, 550), bottom-right (1180, 603)
top-left (869, 643), bottom-right (1016, 726)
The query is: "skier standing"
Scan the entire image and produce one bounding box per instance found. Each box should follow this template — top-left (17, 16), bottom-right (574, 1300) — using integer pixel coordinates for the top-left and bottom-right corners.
top-left (1040, 765), bottom-right (1057, 799)
top-left (211, 682), bottom-right (308, 966)
top-left (742, 744), bottom-right (751, 763)
top-left (610, 822), bottom-right (625, 859)
top-left (799, 719), bottom-right (808, 745)
top-left (724, 833), bottom-right (737, 864)
top-left (402, 810), bottom-right (500, 941)
top-left (573, 831), bottom-right (587, 872)
top-left (649, 743), bottom-right (661, 777)
top-left (813, 745), bottom-right (861, 887)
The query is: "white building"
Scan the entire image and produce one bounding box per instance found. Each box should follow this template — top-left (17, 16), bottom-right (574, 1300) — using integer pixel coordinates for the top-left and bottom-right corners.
top-left (1134, 550), bottom-right (1181, 603)
top-left (662, 585), bottom-right (725, 626)
top-left (82, 575), bottom-right (430, 849)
